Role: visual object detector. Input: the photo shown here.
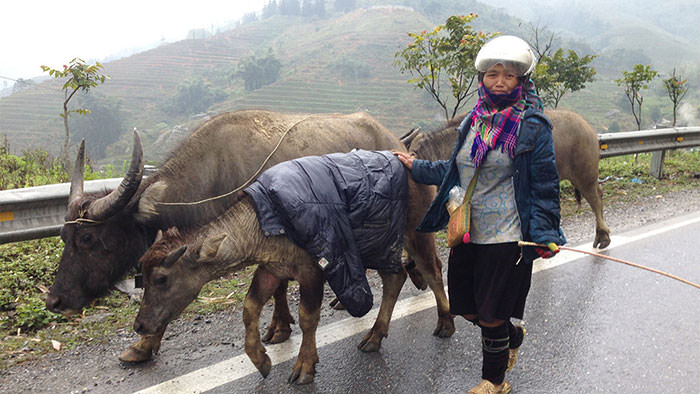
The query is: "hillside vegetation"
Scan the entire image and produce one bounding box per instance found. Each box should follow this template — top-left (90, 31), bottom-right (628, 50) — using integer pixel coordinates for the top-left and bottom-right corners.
top-left (0, 1), bottom-right (697, 165)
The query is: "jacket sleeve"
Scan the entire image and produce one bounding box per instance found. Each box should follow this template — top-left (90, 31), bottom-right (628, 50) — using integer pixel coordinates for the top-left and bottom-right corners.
top-left (528, 122), bottom-right (564, 245)
top-left (411, 159), bottom-right (450, 186)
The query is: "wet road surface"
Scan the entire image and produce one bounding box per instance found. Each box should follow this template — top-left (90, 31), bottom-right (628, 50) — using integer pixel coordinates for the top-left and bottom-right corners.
top-left (131, 211), bottom-right (700, 394)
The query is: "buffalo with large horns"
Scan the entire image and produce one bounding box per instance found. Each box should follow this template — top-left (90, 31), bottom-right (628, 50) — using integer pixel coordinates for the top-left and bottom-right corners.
top-left (47, 110), bottom-right (454, 362)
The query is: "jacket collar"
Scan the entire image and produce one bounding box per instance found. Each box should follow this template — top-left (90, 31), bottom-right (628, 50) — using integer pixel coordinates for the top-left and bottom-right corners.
top-left (514, 107), bottom-right (551, 155)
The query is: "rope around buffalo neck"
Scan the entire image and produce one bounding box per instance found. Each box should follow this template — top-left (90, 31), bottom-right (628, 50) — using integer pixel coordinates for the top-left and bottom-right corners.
top-left (64, 218), bottom-right (102, 225)
top-left (156, 116), bottom-right (310, 207)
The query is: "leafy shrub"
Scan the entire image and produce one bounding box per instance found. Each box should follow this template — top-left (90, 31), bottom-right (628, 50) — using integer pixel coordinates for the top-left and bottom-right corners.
top-left (13, 295), bottom-right (61, 331)
top-left (599, 155), bottom-right (650, 180)
top-left (594, 150), bottom-right (700, 204)
top-left (232, 50), bottom-right (282, 92)
top-left (71, 93), bottom-right (125, 159)
top-left (600, 150), bottom-right (700, 182)
top-left (328, 57), bottom-right (371, 80)
top-left (0, 141), bottom-right (123, 334)
top-left (665, 150), bottom-right (700, 180)
top-left (0, 237), bottom-right (66, 332)
top-left (0, 140), bottom-right (68, 190)
top-left (0, 139), bottom-right (118, 191)
top-left (163, 78), bottom-right (227, 115)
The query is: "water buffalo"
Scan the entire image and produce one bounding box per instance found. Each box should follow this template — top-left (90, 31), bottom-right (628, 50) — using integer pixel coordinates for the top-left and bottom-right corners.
top-left (47, 110), bottom-right (453, 362)
top-left (401, 109), bottom-right (611, 249)
top-left (134, 151), bottom-right (430, 384)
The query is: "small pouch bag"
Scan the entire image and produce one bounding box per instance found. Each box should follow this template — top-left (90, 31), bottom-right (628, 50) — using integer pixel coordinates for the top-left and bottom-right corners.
top-left (446, 169), bottom-right (479, 248)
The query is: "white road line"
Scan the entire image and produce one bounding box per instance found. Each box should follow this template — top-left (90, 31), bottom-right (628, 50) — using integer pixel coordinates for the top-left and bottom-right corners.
top-left (134, 212), bottom-right (700, 394)
top-left (134, 291), bottom-right (436, 394)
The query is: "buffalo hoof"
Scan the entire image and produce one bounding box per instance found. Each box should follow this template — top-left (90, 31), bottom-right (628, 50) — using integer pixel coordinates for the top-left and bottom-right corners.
top-left (255, 354), bottom-right (272, 378)
top-left (288, 362), bottom-right (316, 385)
top-left (594, 230), bottom-right (611, 250)
top-left (118, 345), bottom-right (153, 363)
top-left (289, 371), bottom-right (315, 385)
top-left (262, 325), bottom-right (292, 344)
top-left (433, 315), bottom-right (456, 338)
top-left (357, 330), bottom-right (383, 352)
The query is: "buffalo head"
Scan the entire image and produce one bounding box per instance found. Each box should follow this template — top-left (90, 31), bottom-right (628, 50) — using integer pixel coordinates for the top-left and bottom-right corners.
top-left (46, 130), bottom-right (149, 314)
top-left (133, 228), bottom-right (227, 336)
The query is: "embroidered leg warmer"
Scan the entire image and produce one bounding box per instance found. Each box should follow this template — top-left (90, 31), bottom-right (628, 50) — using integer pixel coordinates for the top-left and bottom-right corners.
top-left (481, 323), bottom-right (509, 384)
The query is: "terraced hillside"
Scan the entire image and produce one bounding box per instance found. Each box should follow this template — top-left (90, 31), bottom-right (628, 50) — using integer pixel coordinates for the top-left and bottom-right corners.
top-left (0, 18), bottom-right (288, 157)
top-left (0, 7), bottom-right (439, 162)
top-left (217, 8), bottom-right (438, 134)
top-left (5, 4), bottom-right (681, 164)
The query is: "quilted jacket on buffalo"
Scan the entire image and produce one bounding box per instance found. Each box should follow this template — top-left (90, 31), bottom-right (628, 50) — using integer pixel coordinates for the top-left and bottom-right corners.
top-left (245, 150), bottom-right (408, 317)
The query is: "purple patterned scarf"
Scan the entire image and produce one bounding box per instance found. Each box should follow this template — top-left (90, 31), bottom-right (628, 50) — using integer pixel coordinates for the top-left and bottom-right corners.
top-left (470, 80), bottom-right (542, 167)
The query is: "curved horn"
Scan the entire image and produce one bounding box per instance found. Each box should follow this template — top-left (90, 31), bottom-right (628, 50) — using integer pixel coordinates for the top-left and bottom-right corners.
top-left (399, 126), bottom-right (421, 148)
top-left (163, 246), bottom-right (187, 268)
top-left (87, 129), bottom-right (144, 220)
top-left (68, 140), bottom-right (86, 206)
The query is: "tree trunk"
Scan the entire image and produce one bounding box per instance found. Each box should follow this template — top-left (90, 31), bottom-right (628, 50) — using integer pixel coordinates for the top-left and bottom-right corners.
top-left (63, 108), bottom-right (70, 169)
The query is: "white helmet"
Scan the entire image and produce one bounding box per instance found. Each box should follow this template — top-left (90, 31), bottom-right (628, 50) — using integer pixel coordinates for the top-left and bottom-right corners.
top-left (474, 35), bottom-right (536, 76)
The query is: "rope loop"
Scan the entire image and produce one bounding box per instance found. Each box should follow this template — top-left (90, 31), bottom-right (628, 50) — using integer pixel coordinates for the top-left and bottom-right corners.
top-left (157, 115), bottom-right (310, 207)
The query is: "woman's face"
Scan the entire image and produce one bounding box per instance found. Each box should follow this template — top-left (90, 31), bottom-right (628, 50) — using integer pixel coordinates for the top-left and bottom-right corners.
top-left (483, 63), bottom-right (520, 95)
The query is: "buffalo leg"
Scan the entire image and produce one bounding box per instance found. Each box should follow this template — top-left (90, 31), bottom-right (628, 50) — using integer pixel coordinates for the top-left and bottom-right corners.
top-left (118, 328), bottom-right (166, 363)
top-left (579, 181), bottom-right (611, 249)
top-left (262, 279), bottom-right (295, 344)
top-left (404, 181), bottom-right (455, 338)
top-left (402, 250), bottom-right (427, 290)
top-left (357, 269), bottom-right (407, 352)
top-left (243, 266), bottom-right (281, 378)
top-left (405, 232), bottom-right (455, 338)
top-left (287, 267), bottom-right (323, 385)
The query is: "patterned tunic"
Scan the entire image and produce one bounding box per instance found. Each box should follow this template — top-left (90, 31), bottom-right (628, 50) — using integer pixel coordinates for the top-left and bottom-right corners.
top-left (455, 130), bottom-right (521, 244)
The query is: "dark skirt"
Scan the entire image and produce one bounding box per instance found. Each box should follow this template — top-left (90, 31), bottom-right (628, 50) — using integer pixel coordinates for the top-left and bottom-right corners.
top-left (447, 242), bottom-right (532, 323)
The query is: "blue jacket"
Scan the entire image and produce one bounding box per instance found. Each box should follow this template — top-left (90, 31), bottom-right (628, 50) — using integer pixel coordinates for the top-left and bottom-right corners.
top-left (245, 150), bottom-right (407, 317)
top-left (411, 108), bottom-right (566, 263)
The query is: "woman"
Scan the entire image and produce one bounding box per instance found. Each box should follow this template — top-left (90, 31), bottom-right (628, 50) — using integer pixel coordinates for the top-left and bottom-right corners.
top-left (394, 35), bottom-right (566, 394)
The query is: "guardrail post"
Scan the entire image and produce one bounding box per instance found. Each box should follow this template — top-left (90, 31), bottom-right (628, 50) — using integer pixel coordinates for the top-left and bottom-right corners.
top-left (650, 150), bottom-right (666, 179)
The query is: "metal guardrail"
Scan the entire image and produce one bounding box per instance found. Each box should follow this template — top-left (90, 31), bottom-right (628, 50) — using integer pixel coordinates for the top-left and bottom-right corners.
top-left (598, 126), bottom-right (700, 178)
top-left (0, 129), bottom-right (699, 244)
top-left (0, 178), bottom-right (123, 244)
top-left (598, 126), bottom-right (700, 158)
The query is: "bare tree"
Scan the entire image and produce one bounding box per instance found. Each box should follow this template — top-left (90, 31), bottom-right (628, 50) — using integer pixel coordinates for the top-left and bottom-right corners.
top-left (524, 23), bottom-right (557, 61)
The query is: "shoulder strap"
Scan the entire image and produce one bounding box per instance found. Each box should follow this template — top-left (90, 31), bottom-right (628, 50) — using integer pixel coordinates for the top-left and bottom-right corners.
top-left (462, 167), bottom-right (480, 203)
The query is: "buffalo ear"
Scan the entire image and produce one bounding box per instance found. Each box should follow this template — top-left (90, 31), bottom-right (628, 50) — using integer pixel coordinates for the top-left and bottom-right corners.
top-left (163, 245), bottom-right (187, 268)
top-left (198, 233), bottom-right (228, 261)
top-left (154, 227), bottom-right (178, 244)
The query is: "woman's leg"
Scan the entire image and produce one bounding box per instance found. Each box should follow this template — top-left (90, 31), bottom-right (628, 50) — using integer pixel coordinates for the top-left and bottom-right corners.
top-left (479, 319), bottom-right (508, 385)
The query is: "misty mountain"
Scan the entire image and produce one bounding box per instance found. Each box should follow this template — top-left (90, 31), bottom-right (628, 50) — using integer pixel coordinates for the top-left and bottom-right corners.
top-left (0, 0), bottom-right (697, 164)
top-left (483, 0), bottom-right (700, 71)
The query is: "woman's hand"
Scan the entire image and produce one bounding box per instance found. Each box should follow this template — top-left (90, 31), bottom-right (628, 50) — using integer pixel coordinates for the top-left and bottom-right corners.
top-left (535, 242), bottom-right (560, 259)
top-left (392, 150), bottom-right (415, 171)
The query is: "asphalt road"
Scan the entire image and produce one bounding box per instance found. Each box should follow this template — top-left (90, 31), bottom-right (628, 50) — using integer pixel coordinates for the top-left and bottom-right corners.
top-left (124, 211), bottom-right (700, 394)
